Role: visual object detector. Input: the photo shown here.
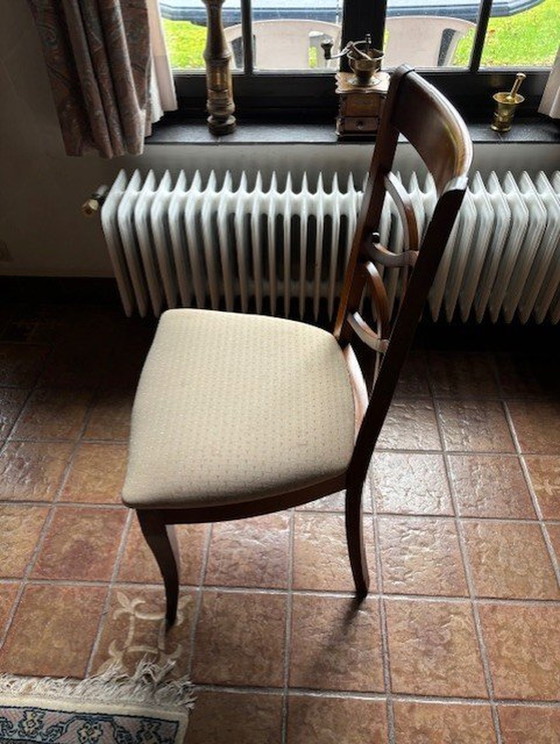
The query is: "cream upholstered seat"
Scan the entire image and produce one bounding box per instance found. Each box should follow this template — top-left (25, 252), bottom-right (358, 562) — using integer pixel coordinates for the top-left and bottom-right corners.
top-left (122, 308), bottom-right (356, 509)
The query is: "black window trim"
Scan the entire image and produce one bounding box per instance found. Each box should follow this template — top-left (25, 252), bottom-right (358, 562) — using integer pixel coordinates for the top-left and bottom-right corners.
top-left (171, 0), bottom-right (552, 119)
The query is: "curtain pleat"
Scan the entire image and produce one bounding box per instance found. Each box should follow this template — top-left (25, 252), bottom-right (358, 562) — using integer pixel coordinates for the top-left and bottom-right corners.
top-left (28, 0), bottom-right (176, 158)
top-left (146, 0), bottom-right (178, 134)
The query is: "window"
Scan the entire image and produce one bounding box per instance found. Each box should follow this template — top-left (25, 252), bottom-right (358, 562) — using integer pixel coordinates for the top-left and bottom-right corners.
top-left (161, 0), bottom-right (556, 117)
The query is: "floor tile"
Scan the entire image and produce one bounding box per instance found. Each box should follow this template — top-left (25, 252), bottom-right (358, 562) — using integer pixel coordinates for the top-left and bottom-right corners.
top-left (0, 583), bottom-right (107, 677)
top-left (31, 506), bottom-right (127, 581)
top-left (437, 400), bottom-right (515, 453)
top-left (0, 344), bottom-right (49, 387)
top-left (187, 690), bottom-right (283, 744)
top-left (395, 350), bottom-right (430, 398)
top-left (524, 456), bottom-right (560, 519)
top-left (192, 590), bottom-right (287, 687)
top-left (119, 519), bottom-right (207, 586)
top-left (546, 523), bottom-right (560, 561)
top-left (448, 454), bottom-right (535, 519)
top-left (462, 521), bottom-right (559, 599)
top-left (495, 351), bottom-right (560, 400)
top-left (61, 442), bottom-right (127, 504)
top-left (287, 695), bottom-right (388, 744)
top-left (296, 492), bottom-right (346, 512)
top-left (371, 452), bottom-right (453, 515)
top-left (393, 701), bottom-right (496, 743)
top-left (507, 400), bottom-right (560, 455)
top-left (296, 489), bottom-right (373, 513)
top-left (385, 598), bottom-right (487, 697)
top-left (82, 389), bottom-right (133, 440)
top-left (427, 351), bottom-right (500, 398)
top-left (377, 400), bottom-right (441, 450)
top-left (100, 326), bottom-right (154, 389)
top-left (479, 603), bottom-right (560, 700)
top-left (38, 340), bottom-right (111, 388)
top-left (11, 387), bottom-right (93, 440)
top-left (0, 388), bottom-right (28, 439)
top-left (289, 595), bottom-right (384, 692)
top-left (498, 705), bottom-right (560, 743)
top-left (0, 505), bottom-right (49, 577)
top-left (293, 512), bottom-right (376, 592)
top-left (0, 441), bottom-right (74, 502)
top-left (0, 582), bottom-right (20, 633)
top-left (379, 516), bottom-right (468, 596)
top-left (91, 586), bottom-right (196, 678)
top-left (205, 514), bottom-right (290, 589)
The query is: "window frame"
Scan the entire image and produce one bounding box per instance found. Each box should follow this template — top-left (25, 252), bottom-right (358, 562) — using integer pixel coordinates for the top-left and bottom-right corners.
top-left (170, 0), bottom-right (553, 118)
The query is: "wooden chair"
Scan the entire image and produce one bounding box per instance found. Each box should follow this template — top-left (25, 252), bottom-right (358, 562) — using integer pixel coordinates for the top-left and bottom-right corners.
top-left (121, 66), bottom-right (472, 626)
top-left (384, 16), bottom-right (475, 67)
top-left (224, 19), bottom-right (341, 69)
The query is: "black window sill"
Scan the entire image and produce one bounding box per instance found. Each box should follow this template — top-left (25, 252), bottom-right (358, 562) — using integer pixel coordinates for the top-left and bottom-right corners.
top-left (147, 113), bottom-right (560, 146)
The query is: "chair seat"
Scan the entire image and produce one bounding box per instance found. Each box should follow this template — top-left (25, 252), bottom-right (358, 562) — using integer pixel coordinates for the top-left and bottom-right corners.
top-left (122, 309), bottom-right (356, 509)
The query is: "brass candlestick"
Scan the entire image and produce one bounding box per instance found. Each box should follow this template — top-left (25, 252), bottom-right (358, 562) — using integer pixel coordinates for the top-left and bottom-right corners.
top-left (491, 73), bottom-right (526, 132)
top-left (202, 0), bottom-right (236, 135)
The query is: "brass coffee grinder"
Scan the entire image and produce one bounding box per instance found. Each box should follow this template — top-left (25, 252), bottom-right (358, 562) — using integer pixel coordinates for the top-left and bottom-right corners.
top-left (323, 35), bottom-right (390, 139)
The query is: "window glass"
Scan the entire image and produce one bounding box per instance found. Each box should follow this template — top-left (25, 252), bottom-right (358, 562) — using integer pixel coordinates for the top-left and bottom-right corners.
top-left (248, 0), bottom-right (341, 69)
top-left (479, 0), bottom-right (558, 68)
top-left (383, 1), bottom-right (476, 68)
top-left (159, 0), bottom-right (212, 70)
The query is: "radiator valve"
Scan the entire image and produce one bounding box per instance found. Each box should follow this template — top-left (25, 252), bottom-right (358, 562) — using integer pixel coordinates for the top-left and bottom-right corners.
top-left (82, 186), bottom-right (109, 217)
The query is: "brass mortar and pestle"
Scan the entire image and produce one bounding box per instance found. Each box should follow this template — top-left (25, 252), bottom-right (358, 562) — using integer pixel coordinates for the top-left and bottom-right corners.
top-left (323, 34), bottom-right (384, 87)
top-left (491, 72), bottom-right (526, 132)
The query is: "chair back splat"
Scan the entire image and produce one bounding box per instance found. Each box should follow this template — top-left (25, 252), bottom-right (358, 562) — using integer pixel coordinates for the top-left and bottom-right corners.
top-left (121, 65), bottom-right (472, 625)
top-left (336, 65), bottom-right (472, 488)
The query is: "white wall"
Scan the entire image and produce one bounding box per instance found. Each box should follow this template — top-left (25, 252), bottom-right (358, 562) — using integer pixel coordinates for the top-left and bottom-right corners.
top-left (0, 2), bottom-right (557, 278)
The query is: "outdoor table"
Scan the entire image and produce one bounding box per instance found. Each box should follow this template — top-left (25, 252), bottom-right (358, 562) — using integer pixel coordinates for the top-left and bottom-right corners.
top-left (160, 0), bottom-right (544, 24)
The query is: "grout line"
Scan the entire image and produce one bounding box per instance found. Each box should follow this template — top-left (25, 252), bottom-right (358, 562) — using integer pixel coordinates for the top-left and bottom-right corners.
top-left (502, 400), bottom-right (560, 588)
top-left (4, 574), bottom-right (560, 605)
top-left (85, 508), bottom-right (134, 676)
top-left (369, 470), bottom-right (396, 744)
top-left (189, 681), bottom-right (560, 707)
top-left (280, 508), bottom-right (296, 744)
top-left (187, 523), bottom-right (213, 679)
top-left (0, 500), bottom-right (128, 511)
top-left (444, 451), bottom-right (505, 744)
top-left (429, 370), bottom-right (504, 744)
top-left (0, 340), bottom-right (76, 650)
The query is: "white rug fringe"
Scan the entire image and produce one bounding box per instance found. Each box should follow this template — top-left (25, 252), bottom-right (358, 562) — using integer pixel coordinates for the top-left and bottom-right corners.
top-left (0, 659), bottom-right (195, 712)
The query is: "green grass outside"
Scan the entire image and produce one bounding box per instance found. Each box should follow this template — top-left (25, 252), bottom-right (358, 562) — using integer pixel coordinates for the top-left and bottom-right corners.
top-left (162, 18), bottom-right (206, 69)
top-left (454, 0), bottom-right (559, 67)
top-left (163, 0), bottom-right (560, 71)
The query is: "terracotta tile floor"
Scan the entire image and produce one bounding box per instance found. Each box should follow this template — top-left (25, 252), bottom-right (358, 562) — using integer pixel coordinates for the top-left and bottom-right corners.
top-left (0, 303), bottom-right (559, 743)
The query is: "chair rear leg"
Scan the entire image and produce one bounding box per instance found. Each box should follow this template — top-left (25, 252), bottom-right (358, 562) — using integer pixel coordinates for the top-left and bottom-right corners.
top-left (137, 510), bottom-right (180, 627)
top-left (345, 482), bottom-right (369, 599)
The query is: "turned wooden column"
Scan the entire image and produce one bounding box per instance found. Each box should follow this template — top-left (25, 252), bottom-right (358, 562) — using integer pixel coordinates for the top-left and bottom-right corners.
top-left (202, 0), bottom-right (236, 135)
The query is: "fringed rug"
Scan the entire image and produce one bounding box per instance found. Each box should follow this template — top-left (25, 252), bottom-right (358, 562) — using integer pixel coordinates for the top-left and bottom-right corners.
top-left (0, 661), bottom-right (195, 743)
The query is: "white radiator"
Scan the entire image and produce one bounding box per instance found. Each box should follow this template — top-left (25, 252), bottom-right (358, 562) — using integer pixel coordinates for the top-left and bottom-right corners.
top-left (101, 169), bottom-right (560, 324)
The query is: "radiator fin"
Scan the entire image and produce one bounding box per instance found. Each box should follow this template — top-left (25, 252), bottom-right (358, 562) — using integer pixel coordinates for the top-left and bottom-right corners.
top-left (101, 169), bottom-right (560, 324)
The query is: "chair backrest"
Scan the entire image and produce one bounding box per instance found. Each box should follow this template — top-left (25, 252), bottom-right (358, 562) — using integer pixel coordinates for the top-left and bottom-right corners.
top-left (384, 16), bottom-right (475, 67)
top-left (224, 19), bottom-right (341, 69)
top-left (335, 65), bottom-right (472, 483)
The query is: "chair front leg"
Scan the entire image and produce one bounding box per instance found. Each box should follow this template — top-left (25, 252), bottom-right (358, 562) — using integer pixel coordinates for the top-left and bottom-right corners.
top-left (345, 481), bottom-right (369, 599)
top-left (137, 510), bottom-right (180, 627)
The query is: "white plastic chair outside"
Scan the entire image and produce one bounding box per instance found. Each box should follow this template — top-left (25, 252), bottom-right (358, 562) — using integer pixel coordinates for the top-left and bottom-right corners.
top-left (384, 16), bottom-right (475, 68)
top-left (224, 19), bottom-right (341, 69)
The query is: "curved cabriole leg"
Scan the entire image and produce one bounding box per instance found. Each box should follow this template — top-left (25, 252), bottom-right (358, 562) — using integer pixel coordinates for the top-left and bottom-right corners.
top-left (345, 482), bottom-right (369, 599)
top-left (137, 510), bottom-right (180, 627)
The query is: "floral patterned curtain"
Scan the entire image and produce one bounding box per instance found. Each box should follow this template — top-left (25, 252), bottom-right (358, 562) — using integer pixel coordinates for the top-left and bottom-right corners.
top-left (28, 0), bottom-right (176, 158)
